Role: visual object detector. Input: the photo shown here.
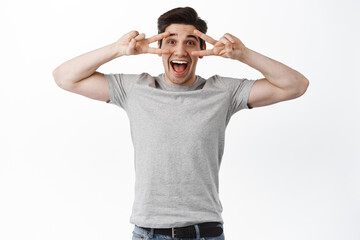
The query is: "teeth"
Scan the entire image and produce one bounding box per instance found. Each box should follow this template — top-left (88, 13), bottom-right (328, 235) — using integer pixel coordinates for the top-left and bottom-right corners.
top-left (171, 60), bottom-right (188, 64)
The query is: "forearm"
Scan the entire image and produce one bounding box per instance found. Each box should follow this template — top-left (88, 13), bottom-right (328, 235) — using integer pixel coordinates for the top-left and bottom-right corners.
top-left (238, 47), bottom-right (309, 93)
top-left (52, 41), bottom-right (120, 85)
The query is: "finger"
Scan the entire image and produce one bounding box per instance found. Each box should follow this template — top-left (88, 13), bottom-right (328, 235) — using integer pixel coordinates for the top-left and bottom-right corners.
top-left (225, 42), bottom-right (232, 51)
top-left (145, 47), bottom-right (170, 55)
top-left (129, 38), bottom-right (136, 49)
top-left (219, 49), bottom-right (227, 56)
top-left (224, 33), bottom-right (235, 43)
top-left (191, 49), bottom-right (215, 57)
top-left (127, 30), bottom-right (139, 39)
top-left (218, 37), bottom-right (233, 52)
top-left (135, 33), bottom-right (146, 41)
top-left (193, 29), bottom-right (217, 45)
top-left (219, 36), bottom-right (231, 45)
top-left (146, 31), bottom-right (170, 43)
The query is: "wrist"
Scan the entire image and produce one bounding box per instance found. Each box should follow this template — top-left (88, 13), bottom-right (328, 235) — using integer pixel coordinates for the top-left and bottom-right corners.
top-left (111, 41), bottom-right (125, 58)
top-left (236, 46), bottom-right (250, 63)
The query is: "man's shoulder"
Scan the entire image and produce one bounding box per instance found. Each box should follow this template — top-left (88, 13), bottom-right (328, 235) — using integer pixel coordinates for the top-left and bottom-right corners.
top-left (200, 74), bottom-right (228, 87)
top-left (108, 72), bottom-right (158, 83)
top-left (120, 72), bottom-right (152, 79)
top-left (201, 74), bottom-right (256, 92)
top-left (200, 74), bottom-right (234, 83)
top-left (205, 74), bottom-right (254, 84)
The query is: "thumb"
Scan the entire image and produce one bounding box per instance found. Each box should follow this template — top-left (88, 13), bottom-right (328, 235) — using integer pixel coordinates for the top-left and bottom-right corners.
top-left (129, 38), bottom-right (136, 49)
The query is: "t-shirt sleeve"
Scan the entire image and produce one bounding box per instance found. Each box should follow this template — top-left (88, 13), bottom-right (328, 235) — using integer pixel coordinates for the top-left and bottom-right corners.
top-left (104, 73), bottom-right (138, 110)
top-left (216, 75), bottom-right (256, 115)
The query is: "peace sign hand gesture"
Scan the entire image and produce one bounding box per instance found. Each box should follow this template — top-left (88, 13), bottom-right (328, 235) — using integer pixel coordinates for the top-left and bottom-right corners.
top-left (191, 30), bottom-right (247, 61)
top-left (116, 30), bottom-right (170, 56)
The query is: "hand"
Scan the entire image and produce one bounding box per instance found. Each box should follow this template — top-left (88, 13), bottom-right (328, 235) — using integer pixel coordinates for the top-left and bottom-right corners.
top-left (191, 30), bottom-right (247, 60)
top-left (116, 31), bottom-right (170, 56)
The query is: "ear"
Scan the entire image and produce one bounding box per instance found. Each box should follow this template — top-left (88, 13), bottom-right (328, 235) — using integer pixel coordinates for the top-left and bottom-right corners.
top-left (158, 41), bottom-right (161, 57)
top-left (199, 43), bottom-right (206, 59)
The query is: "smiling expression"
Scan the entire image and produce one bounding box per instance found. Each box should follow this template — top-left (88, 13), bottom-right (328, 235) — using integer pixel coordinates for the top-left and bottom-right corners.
top-left (160, 24), bottom-right (203, 86)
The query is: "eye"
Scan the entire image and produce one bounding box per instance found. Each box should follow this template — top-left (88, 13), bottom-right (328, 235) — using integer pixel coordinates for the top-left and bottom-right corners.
top-left (168, 40), bottom-right (175, 45)
top-left (187, 40), bottom-right (195, 45)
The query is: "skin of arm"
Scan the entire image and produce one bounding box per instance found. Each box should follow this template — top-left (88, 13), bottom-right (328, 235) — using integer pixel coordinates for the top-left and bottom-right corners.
top-left (238, 48), bottom-right (309, 108)
top-left (52, 31), bottom-right (170, 102)
top-left (191, 30), bottom-right (309, 108)
top-left (52, 42), bottom-right (118, 101)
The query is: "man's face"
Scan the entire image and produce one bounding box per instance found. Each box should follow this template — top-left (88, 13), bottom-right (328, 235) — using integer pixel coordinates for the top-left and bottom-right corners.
top-left (160, 24), bottom-right (202, 86)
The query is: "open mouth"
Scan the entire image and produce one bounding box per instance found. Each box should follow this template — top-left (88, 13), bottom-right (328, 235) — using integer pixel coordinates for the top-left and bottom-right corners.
top-left (170, 60), bottom-right (189, 75)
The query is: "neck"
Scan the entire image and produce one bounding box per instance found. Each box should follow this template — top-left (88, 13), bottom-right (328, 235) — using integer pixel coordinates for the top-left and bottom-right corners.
top-left (164, 75), bottom-right (196, 86)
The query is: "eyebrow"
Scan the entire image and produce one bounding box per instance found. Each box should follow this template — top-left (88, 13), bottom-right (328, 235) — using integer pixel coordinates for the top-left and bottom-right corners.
top-left (168, 33), bottom-right (199, 41)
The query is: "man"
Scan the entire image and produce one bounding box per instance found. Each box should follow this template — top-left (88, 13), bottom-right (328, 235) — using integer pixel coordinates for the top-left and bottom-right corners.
top-left (53, 7), bottom-right (309, 240)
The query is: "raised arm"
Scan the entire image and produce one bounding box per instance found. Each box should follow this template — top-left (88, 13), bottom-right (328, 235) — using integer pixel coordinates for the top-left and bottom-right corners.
top-left (191, 30), bottom-right (309, 108)
top-left (52, 31), bottom-right (170, 102)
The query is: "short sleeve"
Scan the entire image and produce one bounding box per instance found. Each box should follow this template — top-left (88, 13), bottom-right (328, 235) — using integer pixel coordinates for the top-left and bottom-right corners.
top-left (104, 73), bottom-right (138, 110)
top-left (215, 75), bottom-right (256, 115)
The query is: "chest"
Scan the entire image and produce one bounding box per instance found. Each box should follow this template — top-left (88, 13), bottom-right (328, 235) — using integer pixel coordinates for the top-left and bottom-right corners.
top-left (126, 87), bottom-right (230, 140)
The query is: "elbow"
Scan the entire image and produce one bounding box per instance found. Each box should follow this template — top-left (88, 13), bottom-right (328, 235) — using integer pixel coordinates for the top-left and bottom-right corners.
top-left (52, 68), bottom-right (63, 88)
top-left (297, 76), bottom-right (310, 97)
top-left (52, 68), bottom-right (71, 90)
top-left (289, 76), bottom-right (309, 99)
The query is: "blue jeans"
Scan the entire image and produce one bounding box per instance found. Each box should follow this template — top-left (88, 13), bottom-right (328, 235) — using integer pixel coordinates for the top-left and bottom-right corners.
top-left (132, 223), bottom-right (225, 240)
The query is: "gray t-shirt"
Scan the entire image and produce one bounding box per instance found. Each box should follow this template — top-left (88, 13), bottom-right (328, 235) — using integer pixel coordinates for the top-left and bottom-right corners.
top-left (105, 72), bottom-right (255, 228)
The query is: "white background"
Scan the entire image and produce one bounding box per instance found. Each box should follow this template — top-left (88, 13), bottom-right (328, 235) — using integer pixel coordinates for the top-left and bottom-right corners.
top-left (1, 0), bottom-right (359, 240)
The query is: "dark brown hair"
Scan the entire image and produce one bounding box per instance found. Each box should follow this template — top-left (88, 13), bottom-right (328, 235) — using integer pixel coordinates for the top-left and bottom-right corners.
top-left (157, 7), bottom-right (207, 49)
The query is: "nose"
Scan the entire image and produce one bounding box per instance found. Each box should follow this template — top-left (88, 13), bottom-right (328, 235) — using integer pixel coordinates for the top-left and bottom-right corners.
top-left (173, 43), bottom-right (187, 57)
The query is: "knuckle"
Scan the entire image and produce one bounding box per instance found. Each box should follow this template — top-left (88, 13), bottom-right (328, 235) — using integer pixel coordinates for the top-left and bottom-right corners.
top-left (128, 30), bottom-right (139, 37)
